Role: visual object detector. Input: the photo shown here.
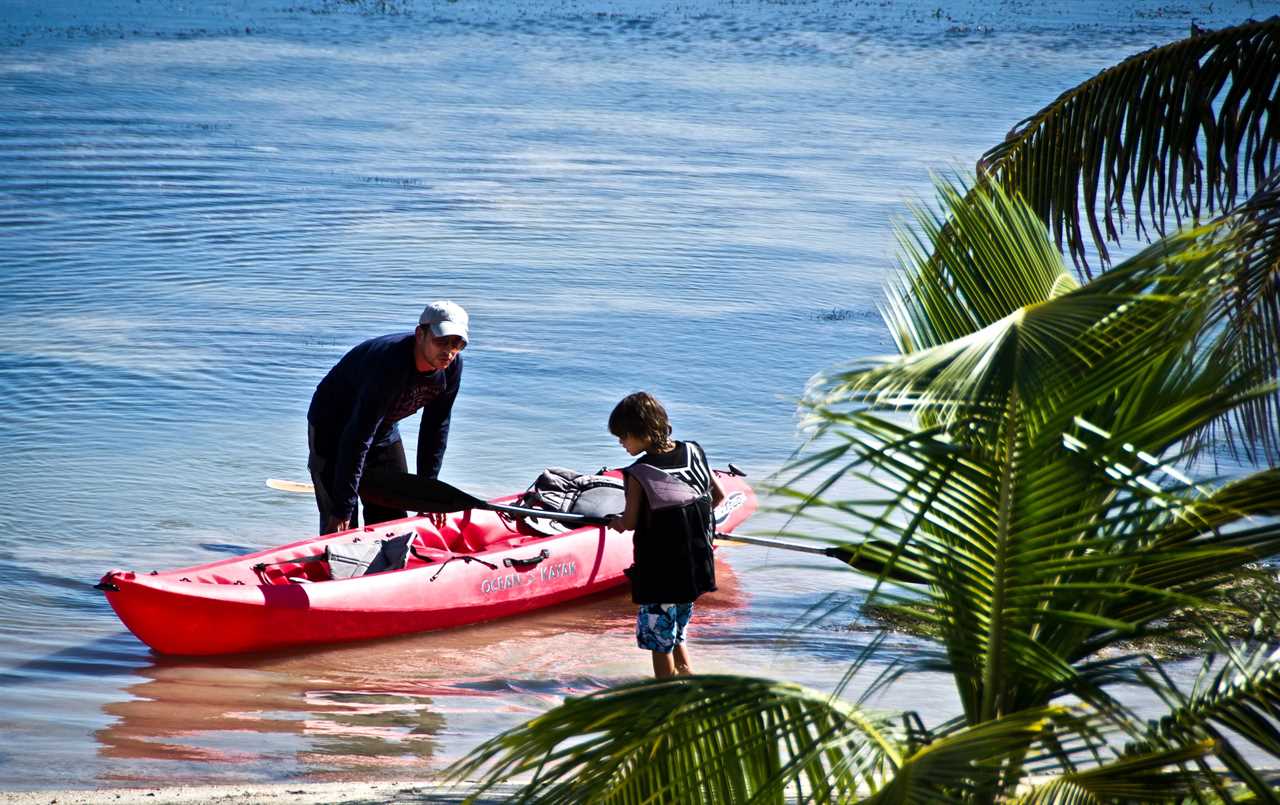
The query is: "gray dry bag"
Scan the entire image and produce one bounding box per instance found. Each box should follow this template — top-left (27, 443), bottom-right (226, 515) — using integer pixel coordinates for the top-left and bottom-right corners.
top-left (518, 467), bottom-right (625, 536)
top-left (325, 533), bottom-right (414, 580)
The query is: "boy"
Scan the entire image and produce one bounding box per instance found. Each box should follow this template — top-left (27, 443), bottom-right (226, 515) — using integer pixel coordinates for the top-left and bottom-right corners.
top-left (607, 392), bottom-right (725, 678)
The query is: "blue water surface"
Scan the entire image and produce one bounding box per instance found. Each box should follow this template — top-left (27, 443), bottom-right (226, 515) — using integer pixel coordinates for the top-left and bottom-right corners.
top-left (0, 0), bottom-right (1264, 789)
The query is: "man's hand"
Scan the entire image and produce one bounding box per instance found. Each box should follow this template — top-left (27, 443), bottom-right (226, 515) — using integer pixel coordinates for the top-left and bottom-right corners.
top-left (606, 514), bottom-right (626, 533)
top-left (326, 515), bottom-right (349, 533)
top-left (418, 511), bottom-right (448, 530)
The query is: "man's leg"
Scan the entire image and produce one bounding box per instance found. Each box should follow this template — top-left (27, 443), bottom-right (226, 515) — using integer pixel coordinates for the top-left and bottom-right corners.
top-left (360, 439), bottom-right (409, 527)
top-left (308, 424), bottom-right (339, 535)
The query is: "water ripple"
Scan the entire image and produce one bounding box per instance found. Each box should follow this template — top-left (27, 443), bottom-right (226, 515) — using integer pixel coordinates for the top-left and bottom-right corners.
top-left (0, 0), bottom-right (1243, 789)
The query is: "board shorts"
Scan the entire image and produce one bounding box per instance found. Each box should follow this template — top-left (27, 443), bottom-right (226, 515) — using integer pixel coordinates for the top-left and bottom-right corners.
top-left (636, 603), bottom-right (694, 654)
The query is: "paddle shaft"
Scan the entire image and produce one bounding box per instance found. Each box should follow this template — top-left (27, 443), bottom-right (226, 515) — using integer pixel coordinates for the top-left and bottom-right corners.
top-left (718, 533), bottom-right (835, 556)
top-left (717, 533), bottom-right (928, 584)
top-left (269, 473), bottom-right (611, 528)
top-left (271, 476), bottom-right (919, 578)
top-left (486, 500), bottom-right (609, 526)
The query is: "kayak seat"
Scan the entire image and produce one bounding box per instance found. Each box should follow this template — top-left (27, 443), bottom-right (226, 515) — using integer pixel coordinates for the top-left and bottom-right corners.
top-left (405, 526), bottom-right (454, 566)
top-left (439, 520), bottom-right (514, 553)
top-left (463, 530), bottom-right (535, 553)
top-left (406, 547), bottom-right (452, 566)
top-left (256, 554), bottom-right (329, 585)
top-left (446, 527), bottom-right (482, 553)
top-left (412, 522), bottom-right (478, 552)
top-left (412, 526), bottom-right (452, 552)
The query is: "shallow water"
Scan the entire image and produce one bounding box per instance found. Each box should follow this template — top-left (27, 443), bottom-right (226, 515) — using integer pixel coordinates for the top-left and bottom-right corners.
top-left (0, 0), bottom-right (1266, 790)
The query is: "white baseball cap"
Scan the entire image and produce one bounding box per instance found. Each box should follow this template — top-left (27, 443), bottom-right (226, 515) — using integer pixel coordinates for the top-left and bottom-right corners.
top-left (419, 300), bottom-right (469, 343)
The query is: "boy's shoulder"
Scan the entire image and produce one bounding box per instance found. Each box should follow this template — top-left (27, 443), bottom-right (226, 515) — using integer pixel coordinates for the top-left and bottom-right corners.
top-left (634, 440), bottom-right (691, 468)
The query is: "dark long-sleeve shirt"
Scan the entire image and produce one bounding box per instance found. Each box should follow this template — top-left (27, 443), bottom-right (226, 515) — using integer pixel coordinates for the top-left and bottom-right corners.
top-left (307, 332), bottom-right (462, 521)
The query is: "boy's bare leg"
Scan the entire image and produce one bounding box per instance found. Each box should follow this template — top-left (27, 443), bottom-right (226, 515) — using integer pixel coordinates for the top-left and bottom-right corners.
top-left (673, 644), bottom-right (692, 676)
top-left (651, 651), bottom-right (677, 678)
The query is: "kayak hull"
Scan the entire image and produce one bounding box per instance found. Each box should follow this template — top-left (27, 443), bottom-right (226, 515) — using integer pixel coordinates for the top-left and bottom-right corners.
top-left (99, 472), bottom-right (756, 656)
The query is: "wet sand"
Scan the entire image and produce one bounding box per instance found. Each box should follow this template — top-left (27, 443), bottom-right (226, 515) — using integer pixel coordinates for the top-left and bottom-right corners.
top-left (0, 780), bottom-right (520, 804)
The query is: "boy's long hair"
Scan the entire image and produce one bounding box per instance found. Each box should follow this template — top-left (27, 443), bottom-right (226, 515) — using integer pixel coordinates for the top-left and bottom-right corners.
top-left (608, 391), bottom-right (674, 451)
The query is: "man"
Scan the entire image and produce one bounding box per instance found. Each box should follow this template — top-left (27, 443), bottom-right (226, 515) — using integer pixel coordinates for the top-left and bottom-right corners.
top-left (307, 301), bottom-right (468, 534)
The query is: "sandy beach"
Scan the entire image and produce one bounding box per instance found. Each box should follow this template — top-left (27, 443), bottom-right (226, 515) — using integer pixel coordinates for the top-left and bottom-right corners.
top-left (0, 781), bottom-right (521, 805)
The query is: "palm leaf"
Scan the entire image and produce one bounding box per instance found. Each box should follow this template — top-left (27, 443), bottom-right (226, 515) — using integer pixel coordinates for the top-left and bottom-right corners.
top-left (862, 705), bottom-right (1115, 805)
top-left (1013, 744), bottom-right (1215, 805)
top-left (780, 390), bottom-right (1280, 718)
top-left (782, 179), bottom-right (1280, 726)
top-left (886, 175), bottom-right (1071, 354)
top-left (815, 182), bottom-right (1237, 443)
top-left (978, 17), bottom-right (1280, 271)
top-left (446, 675), bottom-right (907, 804)
top-left (1208, 170), bottom-right (1280, 459)
top-left (1129, 641), bottom-right (1280, 801)
top-left (967, 21), bottom-right (1280, 459)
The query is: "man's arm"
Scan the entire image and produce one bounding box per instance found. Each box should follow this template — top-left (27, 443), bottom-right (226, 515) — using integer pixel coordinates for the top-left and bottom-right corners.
top-left (417, 359), bottom-right (462, 480)
top-left (331, 389), bottom-right (389, 523)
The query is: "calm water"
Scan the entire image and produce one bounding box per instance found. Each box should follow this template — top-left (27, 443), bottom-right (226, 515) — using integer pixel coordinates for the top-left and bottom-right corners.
top-left (0, 0), bottom-right (1263, 790)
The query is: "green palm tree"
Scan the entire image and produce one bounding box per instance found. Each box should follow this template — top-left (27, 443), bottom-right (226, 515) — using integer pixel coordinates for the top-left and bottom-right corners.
top-left (449, 178), bottom-right (1280, 803)
top-left (448, 22), bottom-right (1280, 804)
top-left (973, 16), bottom-right (1280, 458)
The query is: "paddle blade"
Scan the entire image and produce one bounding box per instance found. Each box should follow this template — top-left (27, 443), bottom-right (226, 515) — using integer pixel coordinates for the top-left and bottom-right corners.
top-left (359, 470), bottom-right (482, 514)
top-left (830, 542), bottom-right (930, 585)
top-left (267, 478), bottom-right (314, 494)
top-left (360, 471), bottom-right (611, 526)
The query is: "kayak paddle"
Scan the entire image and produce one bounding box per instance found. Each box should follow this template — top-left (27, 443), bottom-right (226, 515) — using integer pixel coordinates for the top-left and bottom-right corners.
top-left (362, 470), bottom-right (612, 526)
top-left (716, 533), bottom-right (928, 584)
top-left (266, 470), bottom-right (613, 528)
top-left (266, 478), bottom-right (314, 493)
top-left (268, 476), bottom-right (920, 579)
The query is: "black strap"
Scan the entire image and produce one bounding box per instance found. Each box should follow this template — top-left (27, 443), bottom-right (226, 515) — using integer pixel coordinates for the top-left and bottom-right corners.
top-left (638, 441), bottom-right (713, 500)
top-left (410, 546), bottom-right (437, 563)
top-left (428, 553), bottom-right (499, 582)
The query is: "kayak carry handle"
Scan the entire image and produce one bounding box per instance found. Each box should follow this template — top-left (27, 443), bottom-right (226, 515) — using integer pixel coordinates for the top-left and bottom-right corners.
top-left (504, 549), bottom-right (551, 570)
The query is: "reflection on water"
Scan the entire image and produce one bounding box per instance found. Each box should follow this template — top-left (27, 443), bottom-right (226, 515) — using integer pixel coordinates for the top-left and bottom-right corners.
top-left (86, 564), bottom-right (747, 784)
top-left (98, 664), bottom-right (445, 776)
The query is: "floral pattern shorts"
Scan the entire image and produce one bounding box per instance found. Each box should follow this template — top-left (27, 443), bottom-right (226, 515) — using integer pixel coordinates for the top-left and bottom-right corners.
top-left (636, 603), bottom-right (694, 654)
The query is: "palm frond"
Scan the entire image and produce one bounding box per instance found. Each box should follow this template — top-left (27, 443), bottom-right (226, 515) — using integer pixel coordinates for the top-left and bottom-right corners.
top-left (1209, 170), bottom-right (1280, 459)
top-left (1129, 641), bottom-right (1280, 801)
top-left (887, 175), bottom-right (1070, 354)
top-left (978, 17), bottom-right (1280, 271)
top-left (812, 196), bottom-right (1236, 442)
top-left (1014, 744), bottom-right (1214, 805)
top-left (784, 251), bottom-right (1280, 717)
top-left (446, 675), bottom-right (907, 804)
top-left (863, 705), bottom-right (1115, 805)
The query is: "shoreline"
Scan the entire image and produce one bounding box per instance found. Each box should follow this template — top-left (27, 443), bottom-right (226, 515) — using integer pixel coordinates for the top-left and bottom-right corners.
top-left (0, 781), bottom-right (522, 805)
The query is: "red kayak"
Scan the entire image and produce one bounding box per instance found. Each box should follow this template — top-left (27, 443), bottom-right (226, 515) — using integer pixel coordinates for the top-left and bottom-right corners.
top-left (98, 469), bottom-right (757, 656)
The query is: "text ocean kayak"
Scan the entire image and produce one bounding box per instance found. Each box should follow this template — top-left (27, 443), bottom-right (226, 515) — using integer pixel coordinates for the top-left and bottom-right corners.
top-left (97, 469), bottom-right (756, 656)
